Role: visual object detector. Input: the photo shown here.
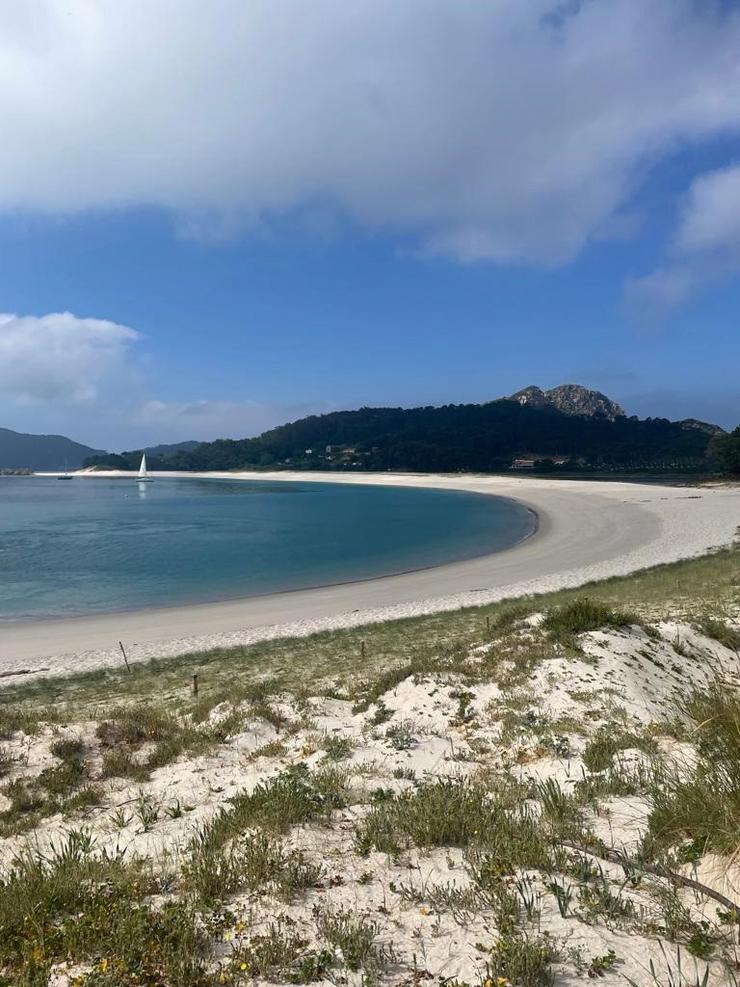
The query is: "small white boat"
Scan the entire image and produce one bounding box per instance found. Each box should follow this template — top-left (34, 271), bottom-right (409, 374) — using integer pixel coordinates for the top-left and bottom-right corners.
top-left (58, 458), bottom-right (73, 479)
top-left (137, 452), bottom-right (154, 482)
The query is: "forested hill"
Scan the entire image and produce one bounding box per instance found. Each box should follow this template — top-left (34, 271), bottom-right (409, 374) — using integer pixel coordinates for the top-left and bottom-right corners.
top-left (88, 398), bottom-right (726, 474)
top-left (0, 427), bottom-right (102, 470)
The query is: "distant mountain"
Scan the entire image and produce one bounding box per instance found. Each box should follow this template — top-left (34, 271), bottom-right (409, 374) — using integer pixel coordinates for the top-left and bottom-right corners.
top-left (121, 385), bottom-right (724, 474)
top-left (0, 427), bottom-right (103, 471)
top-left (508, 384), bottom-right (626, 422)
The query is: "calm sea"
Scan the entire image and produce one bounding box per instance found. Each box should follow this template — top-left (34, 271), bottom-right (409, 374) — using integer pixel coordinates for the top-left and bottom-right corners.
top-left (0, 477), bottom-right (534, 620)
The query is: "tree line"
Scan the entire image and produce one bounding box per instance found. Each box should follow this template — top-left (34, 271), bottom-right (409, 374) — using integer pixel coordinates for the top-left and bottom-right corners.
top-left (84, 400), bottom-right (739, 475)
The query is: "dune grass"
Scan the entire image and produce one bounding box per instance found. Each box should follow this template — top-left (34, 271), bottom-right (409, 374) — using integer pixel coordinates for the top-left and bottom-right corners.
top-left (0, 544), bottom-right (736, 722)
top-left (646, 680), bottom-right (740, 859)
top-left (542, 598), bottom-right (640, 645)
top-left (0, 544), bottom-right (738, 984)
top-left (0, 831), bottom-right (213, 987)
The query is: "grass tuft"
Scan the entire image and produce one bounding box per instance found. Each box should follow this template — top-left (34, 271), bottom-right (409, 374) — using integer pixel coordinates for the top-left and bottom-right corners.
top-left (355, 776), bottom-right (561, 869)
top-left (542, 598), bottom-right (638, 645)
top-left (696, 618), bottom-right (740, 653)
top-left (582, 725), bottom-right (656, 773)
top-left (647, 681), bottom-right (740, 857)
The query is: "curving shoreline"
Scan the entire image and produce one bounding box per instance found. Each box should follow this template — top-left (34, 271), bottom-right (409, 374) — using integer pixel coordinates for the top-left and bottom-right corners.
top-left (1, 470), bottom-right (738, 681)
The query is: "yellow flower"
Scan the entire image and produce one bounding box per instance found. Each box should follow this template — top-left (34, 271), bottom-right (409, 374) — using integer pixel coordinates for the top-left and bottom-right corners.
top-left (99, 958), bottom-right (108, 973)
top-left (240, 962), bottom-right (248, 970)
top-left (223, 930), bottom-right (234, 942)
top-left (496, 978), bottom-right (511, 986)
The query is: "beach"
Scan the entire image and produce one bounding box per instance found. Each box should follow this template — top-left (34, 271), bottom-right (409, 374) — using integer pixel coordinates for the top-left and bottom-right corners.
top-left (1, 471), bottom-right (737, 680)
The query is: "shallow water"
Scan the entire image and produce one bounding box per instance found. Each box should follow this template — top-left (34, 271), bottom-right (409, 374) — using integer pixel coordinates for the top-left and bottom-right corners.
top-left (0, 476), bottom-right (534, 619)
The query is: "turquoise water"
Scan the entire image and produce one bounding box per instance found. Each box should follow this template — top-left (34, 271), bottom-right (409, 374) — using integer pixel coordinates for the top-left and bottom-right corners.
top-left (0, 477), bottom-right (534, 620)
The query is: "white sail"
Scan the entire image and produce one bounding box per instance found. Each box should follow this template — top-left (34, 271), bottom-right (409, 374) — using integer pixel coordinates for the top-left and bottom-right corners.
top-left (138, 453), bottom-right (147, 478)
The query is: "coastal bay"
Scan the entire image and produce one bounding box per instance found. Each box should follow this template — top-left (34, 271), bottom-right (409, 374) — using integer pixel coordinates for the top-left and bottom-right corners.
top-left (1, 471), bottom-right (737, 679)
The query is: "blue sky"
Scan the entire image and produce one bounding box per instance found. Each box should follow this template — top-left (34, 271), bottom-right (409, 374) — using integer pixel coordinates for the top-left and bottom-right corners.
top-left (0, 0), bottom-right (738, 449)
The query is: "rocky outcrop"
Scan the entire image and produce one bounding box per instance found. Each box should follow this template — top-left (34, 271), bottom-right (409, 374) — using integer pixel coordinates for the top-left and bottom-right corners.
top-left (678, 418), bottom-right (726, 436)
top-left (508, 384), bottom-right (626, 421)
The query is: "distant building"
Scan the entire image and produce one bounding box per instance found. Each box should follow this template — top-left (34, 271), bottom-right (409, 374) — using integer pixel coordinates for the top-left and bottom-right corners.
top-left (511, 459), bottom-right (535, 469)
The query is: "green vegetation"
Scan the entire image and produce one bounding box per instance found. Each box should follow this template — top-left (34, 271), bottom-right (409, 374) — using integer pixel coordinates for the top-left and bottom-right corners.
top-left (185, 827), bottom-right (322, 904)
top-left (0, 832), bottom-right (211, 987)
top-left (707, 426), bottom-right (740, 476)
top-left (581, 725), bottom-right (656, 772)
top-left (481, 934), bottom-right (557, 987)
top-left (542, 598), bottom-right (638, 645)
top-left (96, 705), bottom-right (227, 780)
top-left (188, 764), bottom-right (348, 853)
top-left (647, 681), bottom-right (740, 858)
top-left (0, 747), bottom-right (14, 779)
top-left (696, 617), bottom-right (740, 652)
top-left (355, 776), bottom-right (572, 863)
top-left (84, 398), bottom-right (724, 474)
top-left (314, 906), bottom-right (387, 974)
top-left (228, 918), bottom-right (330, 983)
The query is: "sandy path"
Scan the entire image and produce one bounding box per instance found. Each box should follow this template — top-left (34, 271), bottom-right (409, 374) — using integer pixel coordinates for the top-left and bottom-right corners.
top-left (0, 471), bottom-right (737, 680)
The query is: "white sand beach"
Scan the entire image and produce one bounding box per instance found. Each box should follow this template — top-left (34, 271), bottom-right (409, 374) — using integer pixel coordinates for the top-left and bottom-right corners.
top-left (1, 471), bottom-right (738, 680)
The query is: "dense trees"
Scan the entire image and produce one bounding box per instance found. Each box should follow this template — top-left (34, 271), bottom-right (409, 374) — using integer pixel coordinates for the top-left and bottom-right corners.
top-left (707, 427), bottom-right (740, 475)
top-left (85, 400), bottom-right (726, 474)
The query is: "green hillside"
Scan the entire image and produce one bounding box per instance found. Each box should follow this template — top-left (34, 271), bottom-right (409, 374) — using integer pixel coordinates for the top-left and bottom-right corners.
top-left (91, 399), bottom-right (728, 474)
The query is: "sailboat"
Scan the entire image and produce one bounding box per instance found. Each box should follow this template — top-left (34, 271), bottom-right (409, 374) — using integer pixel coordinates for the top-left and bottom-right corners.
top-left (137, 452), bottom-right (154, 483)
top-left (58, 458), bottom-right (73, 480)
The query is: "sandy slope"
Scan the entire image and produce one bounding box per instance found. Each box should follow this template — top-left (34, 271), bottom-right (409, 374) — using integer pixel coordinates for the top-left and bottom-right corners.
top-left (1, 471), bottom-right (737, 679)
top-left (3, 617), bottom-right (740, 986)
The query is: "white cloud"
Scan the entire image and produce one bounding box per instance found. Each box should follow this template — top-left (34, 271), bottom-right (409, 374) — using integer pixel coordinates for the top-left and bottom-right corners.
top-left (0, 311), bottom-right (330, 446)
top-left (677, 163), bottom-right (740, 254)
top-left (131, 399), bottom-right (332, 444)
top-left (1, 1), bottom-right (740, 263)
top-left (0, 312), bottom-right (140, 403)
top-left (624, 266), bottom-right (697, 312)
top-left (627, 163), bottom-right (740, 311)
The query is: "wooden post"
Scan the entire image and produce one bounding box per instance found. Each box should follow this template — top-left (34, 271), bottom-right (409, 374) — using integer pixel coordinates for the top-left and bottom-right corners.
top-left (486, 615), bottom-right (490, 634)
top-left (360, 640), bottom-right (366, 659)
top-left (192, 673), bottom-right (199, 697)
top-left (118, 641), bottom-right (131, 673)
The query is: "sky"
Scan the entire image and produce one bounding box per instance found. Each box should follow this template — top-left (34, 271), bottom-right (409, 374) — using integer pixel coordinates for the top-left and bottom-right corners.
top-left (0, 0), bottom-right (739, 450)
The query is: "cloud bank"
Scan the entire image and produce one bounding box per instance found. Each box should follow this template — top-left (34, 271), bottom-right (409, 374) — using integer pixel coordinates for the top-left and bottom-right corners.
top-left (0, 312), bottom-right (140, 404)
top-left (1, 1), bottom-right (740, 264)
